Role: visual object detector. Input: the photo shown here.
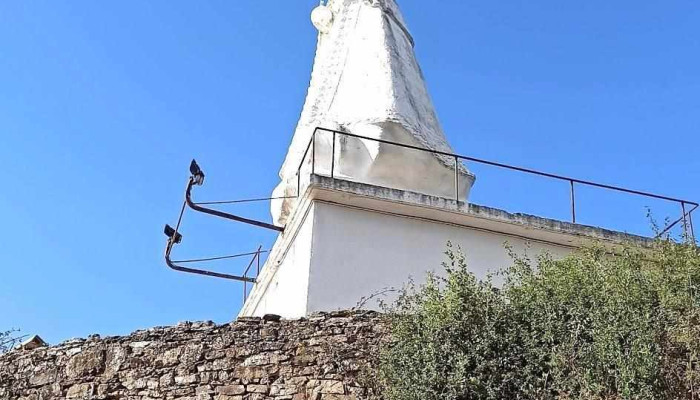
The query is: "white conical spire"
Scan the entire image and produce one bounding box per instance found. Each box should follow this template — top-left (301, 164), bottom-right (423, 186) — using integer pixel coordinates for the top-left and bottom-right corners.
top-left (272, 0), bottom-right (475, 225)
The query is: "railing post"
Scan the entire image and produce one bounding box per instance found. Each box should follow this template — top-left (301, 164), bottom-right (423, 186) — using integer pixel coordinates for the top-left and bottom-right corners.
top-left (690, 210), bottom-right (696, 243)
top-left (454, 156), bottom-right (459, 202)
top-left (297, 133), bottom-right (315, 198)
top-left (681, 202), bottom-right (689, 239)
top-left (243, 276), bottom-right (247, 302)
top-left (331, 131), bottom-right (336, 178)
top-left (311, 130), bottom-right (316, 175)
top-left (570, 180), bottom-right (576, 224)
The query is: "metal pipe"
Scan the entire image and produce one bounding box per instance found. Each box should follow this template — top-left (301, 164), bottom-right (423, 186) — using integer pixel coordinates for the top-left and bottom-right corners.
top-left (690, 209), bottom-right (696, 243)
top-left (164, 192), bottom-right (260, 283)
top-left (655, 203), bottom-right (699, 239)
top-left (164, 161), bottom-right (279, 284)
top-left (454, 156), bottom-right (459, 202)
top-left (682, 202), bottom-right (689, 239)
top-left (296, 132), bottom-right (316, 197)
top-left (242, 245), bottom-right (263, 278)
top-left (298, 131), bottom-right (316, 174)
top-left (164, 244), bottom-right (256, 283)
top-left (242, 245), bottom-right (263, 301)
top-left (657, 218), bottom-right (683, 239)
top-left (313, 127), bottom-right (698, 207)
top-left (570, 180), bottom-right (576, 224)
top-left (172, 250), bottom-right (268, 264)
top-left (186, 179), bottom-right (283, 232)
top-left (331, 131), bottom-right (336, 178)
top-left (312, 130), bottom-right (316, 175)
top-left (195, 196), bottom-right (297, 206)
top-left (172, 183), bottom-right (189, 236)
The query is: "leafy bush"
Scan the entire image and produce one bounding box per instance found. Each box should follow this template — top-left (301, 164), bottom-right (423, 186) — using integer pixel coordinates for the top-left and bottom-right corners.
top-left (379, 240), bottom-right (700, 400)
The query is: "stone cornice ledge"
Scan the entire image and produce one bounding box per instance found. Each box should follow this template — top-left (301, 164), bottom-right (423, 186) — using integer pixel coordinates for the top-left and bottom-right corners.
top-left (307, 174), bottom-right (655, 249)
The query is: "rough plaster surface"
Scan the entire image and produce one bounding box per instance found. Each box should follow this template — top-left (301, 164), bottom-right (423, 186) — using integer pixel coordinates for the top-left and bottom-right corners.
top-left (272, 0), bottom-right (474, 225)
top-left (0, 311), bottom-right (385, 400)
top-left (305, 201), bottom-right (572, 313)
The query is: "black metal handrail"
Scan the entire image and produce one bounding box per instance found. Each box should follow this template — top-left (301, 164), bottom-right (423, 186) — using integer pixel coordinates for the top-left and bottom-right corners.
top-left (296, 127), bottom-right (697, 240)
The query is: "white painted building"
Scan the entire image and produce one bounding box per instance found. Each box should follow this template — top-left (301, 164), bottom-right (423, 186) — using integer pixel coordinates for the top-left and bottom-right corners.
top-left (241, 175), bottom-right (650, 317)
top-left (239, 0), bottom-right (652, 318)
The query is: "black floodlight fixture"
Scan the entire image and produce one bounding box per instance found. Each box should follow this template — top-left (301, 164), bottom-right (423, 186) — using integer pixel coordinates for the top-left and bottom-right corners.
top-left (164, 224), bottom-right (182, 244)
top-left (190, 159), bottom-right (205, 186)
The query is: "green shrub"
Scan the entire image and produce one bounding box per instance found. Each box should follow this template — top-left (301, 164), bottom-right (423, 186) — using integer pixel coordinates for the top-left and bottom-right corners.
top-left (379, 240), bottom-right (700, 400)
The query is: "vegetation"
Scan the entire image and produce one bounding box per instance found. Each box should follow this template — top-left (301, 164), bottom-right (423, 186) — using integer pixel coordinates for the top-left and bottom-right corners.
top-left (379, 240), bottom-right (700, 400)
top-left (0, 329), bottom-right (23, 354)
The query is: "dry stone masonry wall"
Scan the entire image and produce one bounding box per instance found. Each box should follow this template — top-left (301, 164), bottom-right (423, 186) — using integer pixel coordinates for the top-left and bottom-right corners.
top-left (0, 311), bottom-right (386, 400)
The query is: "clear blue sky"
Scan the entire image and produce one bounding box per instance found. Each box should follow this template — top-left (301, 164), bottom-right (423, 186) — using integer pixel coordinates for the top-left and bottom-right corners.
top-left (1, 0), bottom-right (698, 344)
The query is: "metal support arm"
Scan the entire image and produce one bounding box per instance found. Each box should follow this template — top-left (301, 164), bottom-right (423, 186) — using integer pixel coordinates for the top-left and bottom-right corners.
top-left (185, 178), bottom-right (283, 232)
top-left (162, 159), bottom-right (281, 283)
top-left (164, 238), bottom-right (256, 283)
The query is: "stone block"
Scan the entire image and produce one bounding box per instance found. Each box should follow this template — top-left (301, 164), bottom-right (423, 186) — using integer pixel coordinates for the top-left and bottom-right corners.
top-left (321, 395), bottom-right (357, 400)
top-left (214, 396), bottom-right (243, 400)
top-left (318, 380), bottom-right (345, 394)
top-left (246, 384), bottom-right (268, 394)
top-left (65, 348), bottom-right (105, 378)
top-left (216, 385), bottom-right (246, 396)
top-left (65, 383), bottom-right (93, 399)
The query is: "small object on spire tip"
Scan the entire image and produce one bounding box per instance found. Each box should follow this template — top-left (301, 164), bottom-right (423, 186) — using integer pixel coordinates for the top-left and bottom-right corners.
top-left (311, 4), bottom-right (333, 33)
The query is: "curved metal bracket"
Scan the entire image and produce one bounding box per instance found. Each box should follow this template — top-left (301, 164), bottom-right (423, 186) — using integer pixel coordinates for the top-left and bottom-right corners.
top-left (162, 159), bottom-right (282, 282)
top-left (164, 235), bottom-right (256, 283)
top-left (185, 178), bottom-right (283, 232)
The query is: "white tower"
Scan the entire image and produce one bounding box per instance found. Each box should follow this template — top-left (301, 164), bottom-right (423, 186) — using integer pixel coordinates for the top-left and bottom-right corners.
top-left (241, 0), bottom-right (650, 318)
top-left (271, 0), bottom-right (475, 226)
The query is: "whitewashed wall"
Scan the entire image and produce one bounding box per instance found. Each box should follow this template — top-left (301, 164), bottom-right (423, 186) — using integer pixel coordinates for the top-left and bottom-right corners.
top-left (243, 198), bottom-right (574, 317)
top-left (305, 202), bottom-right (572, 313)
top-left (244, 204), bottom-right (316, 318)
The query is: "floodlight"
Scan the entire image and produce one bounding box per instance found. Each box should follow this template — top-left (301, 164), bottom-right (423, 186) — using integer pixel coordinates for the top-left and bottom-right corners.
top-left (190, 159), bottom-right (205, 186)
top-left (164, 224), bottom-right (183, 244)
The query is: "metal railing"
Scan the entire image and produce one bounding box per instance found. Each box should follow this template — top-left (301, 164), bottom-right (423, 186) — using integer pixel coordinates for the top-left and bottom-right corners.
top-left (164, 127), bottom-right (697, 299)
top-left (242, 246), bottom-right (265, 301)
top-left (296, 127), bottom-right (698, 240)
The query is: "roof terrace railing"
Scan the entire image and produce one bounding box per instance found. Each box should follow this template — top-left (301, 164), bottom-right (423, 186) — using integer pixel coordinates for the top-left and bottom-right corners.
top-left (296, 127), bottom-right (697, 241)
top-left (163, 127), bottom-right (697, 300)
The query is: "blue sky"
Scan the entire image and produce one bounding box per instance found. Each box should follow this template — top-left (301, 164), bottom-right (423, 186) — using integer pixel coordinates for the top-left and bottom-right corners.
top-left (1, 0), bottom-right (698, 344)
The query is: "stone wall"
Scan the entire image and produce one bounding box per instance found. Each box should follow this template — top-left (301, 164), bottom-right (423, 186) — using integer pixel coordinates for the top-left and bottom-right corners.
top-left (0, 311), bottom-right (386, 400)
